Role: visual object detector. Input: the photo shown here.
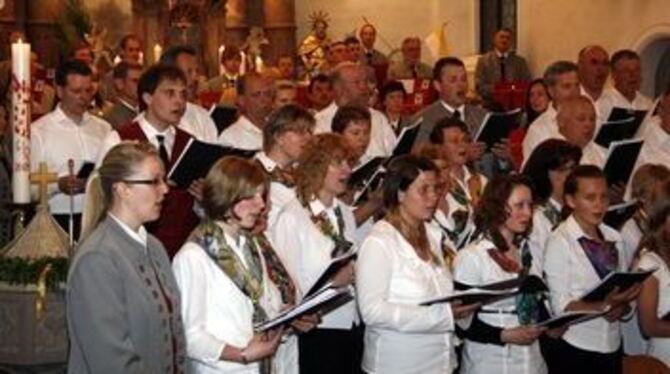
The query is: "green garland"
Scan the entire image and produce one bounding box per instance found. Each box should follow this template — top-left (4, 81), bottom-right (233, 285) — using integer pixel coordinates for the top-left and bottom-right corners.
top-left (0, 256), bottom-right (68, 291)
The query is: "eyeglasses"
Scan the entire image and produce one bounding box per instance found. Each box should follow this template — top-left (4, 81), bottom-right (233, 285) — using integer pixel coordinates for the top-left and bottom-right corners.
top-left (122, 177), bottom-right (166, 186)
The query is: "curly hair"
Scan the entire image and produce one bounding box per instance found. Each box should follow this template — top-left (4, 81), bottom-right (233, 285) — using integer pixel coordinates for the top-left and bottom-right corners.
top-left (295, 133), bottom-right (353, 205)
top-left (474, 174), bottom-right (533, 252)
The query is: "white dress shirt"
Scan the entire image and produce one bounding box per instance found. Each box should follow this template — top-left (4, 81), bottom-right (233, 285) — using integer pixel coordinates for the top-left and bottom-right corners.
top-left (636, 250), bottom-right (670, 366)
top-left (96, 113), bottom-right (176, 166)
top-left (314, 102), bottom-right (397, 159)
top-left (600, 87), bottom-right (654, 124)
top-left (636, 119), bottom-right (670, 169)
top-left (580, 142), bottom-right (607, 168)
top-left (271, 197), bottom-right (359, 330)
top-left (180, 102), bottom-right (218, 144)
top-left (543, 215), bottom-right (627, 353)
top-left (356, 220), bottom-right (456, 374)
top-left (454, 236), bottom-right (546, 374)
top-left (31, 105), bottom-right (111, 213)
top-left (217, 115), bottom-right (263, 150)
top-left (580, 85), bottom-right (610, 129)
top-left (528, 198), bottom-right (562, 271)
top-left (255, 152), bottom-right (297, 230)
top-left (522, 104), bottom-right (559, 161)
top-left (172, 229), bottom-right (294, 374)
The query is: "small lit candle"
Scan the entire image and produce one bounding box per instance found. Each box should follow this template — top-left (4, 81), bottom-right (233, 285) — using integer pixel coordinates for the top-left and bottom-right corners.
top-left (240, 51), bottom-right (247, 75)
top-left (153, 44), bottom-right (163, 63)
top-left (218, 45), bottom-right (225, 75)
top-left (255, 55), bottom-right (263, 73)
top-left (11, 38), bottom-right (31, 204)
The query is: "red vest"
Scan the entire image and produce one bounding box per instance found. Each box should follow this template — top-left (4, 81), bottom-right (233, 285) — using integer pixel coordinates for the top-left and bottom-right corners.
top-left (117, 122), bottom-right (199, 259)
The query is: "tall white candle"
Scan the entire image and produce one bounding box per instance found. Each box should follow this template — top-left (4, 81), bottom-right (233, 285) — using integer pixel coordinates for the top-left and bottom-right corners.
top-left (153, 44), bottom-right (163, 63)
top-left (11, 39), bottom-right (31, 204)
top-left (240, 51), bottom-right (246, 75)
top-left (218, 45), bottom-right (225, 75)
top-left (255, 55), bottom-right (263, 73)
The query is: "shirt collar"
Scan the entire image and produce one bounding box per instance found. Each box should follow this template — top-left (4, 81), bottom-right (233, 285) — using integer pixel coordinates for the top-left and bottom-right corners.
top-left (53, 104), bottom-right (90, 126)
top-left (308, 197), bottom-right (341, 216)
top-left (118, 97), bottom-right (138, 112)
top-left (565, 214), bottom-right (617, 242)
top-left (440, 101), bottom-right (465, 117)
top-left (238, 115), bottom-right (263, 135)
top-left (108, 213), bottom-right (148, 249)
top-left (494, 49), bottom-right (509, 59)
top-left (138, 113), bottom-right (176, 140)
top-left (254, 151), bottom-right (277, 172)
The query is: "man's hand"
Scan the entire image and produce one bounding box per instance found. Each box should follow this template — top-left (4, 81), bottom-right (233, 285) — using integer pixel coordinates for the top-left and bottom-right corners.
top-left (58, 175), bottom-right (86, 195)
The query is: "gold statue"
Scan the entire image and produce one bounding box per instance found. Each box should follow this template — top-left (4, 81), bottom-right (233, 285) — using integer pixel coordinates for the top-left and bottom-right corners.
top-left (298, 11), bottom-right (331, 78)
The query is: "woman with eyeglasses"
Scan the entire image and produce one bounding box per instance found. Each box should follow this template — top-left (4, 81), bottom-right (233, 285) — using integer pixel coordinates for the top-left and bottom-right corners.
top-left (67, 142), bottom-right (186, 373)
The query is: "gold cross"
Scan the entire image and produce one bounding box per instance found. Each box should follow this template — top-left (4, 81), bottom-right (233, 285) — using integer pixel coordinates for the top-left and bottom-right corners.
top-left (30, 162), bottom-right (58, 207)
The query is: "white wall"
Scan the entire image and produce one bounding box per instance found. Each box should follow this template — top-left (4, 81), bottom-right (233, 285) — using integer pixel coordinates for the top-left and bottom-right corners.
top-left (294, 0), bottom-right (480, 64)
top-left (518, 0), bottom-right (670, 86)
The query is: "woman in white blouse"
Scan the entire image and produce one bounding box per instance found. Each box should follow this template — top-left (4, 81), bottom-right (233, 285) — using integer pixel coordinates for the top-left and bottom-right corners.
top-left (428, 117), bottom-right (487, 250)
top-left (522, 139), bottom-right (581, 269)
top-left (454, 174), bottom-right (549, 374)
top-left (173, 157), bottom-right (315, 374)
top-left (636, 179), bottom-right (670, 367)
top-left (356, 155), bottom-right (478, 374)
top-left (543, 165), bottom-right (641, 374)
top-left (271, 133), bottom-right (362, 373)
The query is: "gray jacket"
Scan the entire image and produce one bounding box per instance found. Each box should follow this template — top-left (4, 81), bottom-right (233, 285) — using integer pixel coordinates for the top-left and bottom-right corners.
top-left (67, 216), bottom-right (186, 374)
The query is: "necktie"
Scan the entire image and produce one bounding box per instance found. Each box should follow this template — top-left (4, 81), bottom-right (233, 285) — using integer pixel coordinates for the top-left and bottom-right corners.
top-left (499, 56), bottom-right (506, 81)
top-left (411, 65), bottom-right (418, 79)
top-left (366, 52), bottom-right (373, 65)
top-left (452, 109), bottom-right (461, 120)
top-left (331, 206), bottom-right (353, 257)
top-left (156, 134), bottom-right (170, 166)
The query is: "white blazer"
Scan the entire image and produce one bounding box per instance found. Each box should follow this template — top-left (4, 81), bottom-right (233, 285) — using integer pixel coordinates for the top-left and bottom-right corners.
top-left (172, 230), bottom-right (293, 374)
top-left (271, 197), bottom-right (359, 330)
top-left (636, 251), bottom-right (670, 366)
top-left (543, 215), bottom-right (627, 354)
top-left (356, 220), bottom-right (456, 374)
top-left (454, 236), bottom-right (546, 374)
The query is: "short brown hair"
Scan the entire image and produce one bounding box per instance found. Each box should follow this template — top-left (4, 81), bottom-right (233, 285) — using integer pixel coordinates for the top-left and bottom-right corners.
top-left (202, 156), bottom-right (268, 221)
top-left (263, 104), bottom-right (315, 151)
top-left (331, 104), bottom-right (371, 133)
top-left (295, 133), bottom-right (353, 204)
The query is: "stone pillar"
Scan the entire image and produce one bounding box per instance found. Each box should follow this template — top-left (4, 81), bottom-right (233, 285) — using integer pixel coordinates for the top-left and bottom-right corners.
top-left (263, 0), bottom-right (295, 65)
top-left (226, 0), bottom-right (248, 48)
top-left (203, 2), bottom-right (227, 77)
top-left (132, 1), bottom-right (164, 65)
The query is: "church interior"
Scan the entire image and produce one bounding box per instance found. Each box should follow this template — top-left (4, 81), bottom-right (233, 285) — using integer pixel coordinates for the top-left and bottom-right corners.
top-left (1, 0), bottom-right (670, 373)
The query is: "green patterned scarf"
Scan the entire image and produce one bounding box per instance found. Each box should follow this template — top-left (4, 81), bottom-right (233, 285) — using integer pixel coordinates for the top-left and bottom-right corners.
top-left (190, 219), bottom-right (268, 324)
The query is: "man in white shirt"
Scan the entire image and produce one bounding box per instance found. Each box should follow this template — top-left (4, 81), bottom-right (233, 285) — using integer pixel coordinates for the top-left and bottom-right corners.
top-left (31, 59), bottom-right (112, 238)
top-left (636, 88), bottom-right (670, 169)
top-left (218, 73), bottom-right (275, 150)
top-left (160, 45), bottom-right (219, 143)
top-left (578, 45), bottom-right (610, 127)
top-left (97, 64), bottom-right (200, 257)
top-left (601, 49), bottom-right (654, 124)
top-left (523, 60), bottom-right (581, 160)
top-left (556, 95), bottom-right (606, 168)
top-left (314, 62), bottom-right (395, 158)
